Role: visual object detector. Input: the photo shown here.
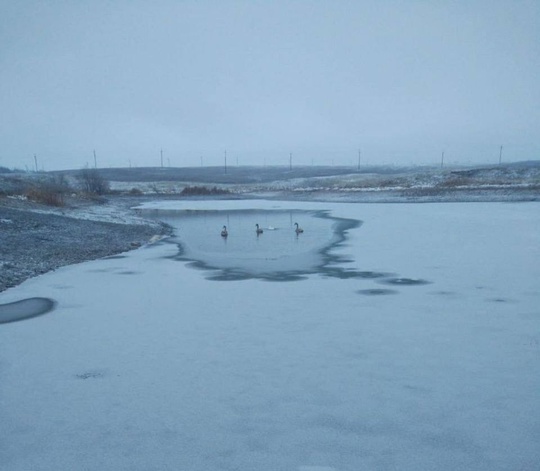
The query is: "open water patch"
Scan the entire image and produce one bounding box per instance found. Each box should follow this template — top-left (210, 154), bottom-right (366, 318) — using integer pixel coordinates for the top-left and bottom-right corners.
top-left (143, 208), bottom-right (361, 281)
top-left (357, 288), bottom-right (399, 296)
top-left (0, 297), bottom-right (56, 324)
top-left (143, 207), bottom-right (432, 286)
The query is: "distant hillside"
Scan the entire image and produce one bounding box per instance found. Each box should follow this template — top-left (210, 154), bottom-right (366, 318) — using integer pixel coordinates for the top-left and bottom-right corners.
top-left (53, 164), bottom-right (446, 185)
top-left (1, 160), bottom-right (538, 203)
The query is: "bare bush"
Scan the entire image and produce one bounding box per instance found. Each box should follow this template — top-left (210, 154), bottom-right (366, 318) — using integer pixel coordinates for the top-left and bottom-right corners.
top-left (25, 175), bottom-right (71, 206)
top-left (77, 168), bottom-right (110, 195)
top-left (180, 185), bottom-right (231, 196)
top-left (149, 183), bottom-right (162, 194)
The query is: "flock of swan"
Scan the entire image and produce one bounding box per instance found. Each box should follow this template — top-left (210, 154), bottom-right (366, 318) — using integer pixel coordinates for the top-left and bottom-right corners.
top-left (220, 223), bottom-right (303, 238)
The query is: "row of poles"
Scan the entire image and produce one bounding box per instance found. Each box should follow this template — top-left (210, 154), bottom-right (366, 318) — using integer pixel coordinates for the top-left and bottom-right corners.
top-left (224, 147), bottom-right (505, 172)
top-left (29, 146), bottom-right (505, 172)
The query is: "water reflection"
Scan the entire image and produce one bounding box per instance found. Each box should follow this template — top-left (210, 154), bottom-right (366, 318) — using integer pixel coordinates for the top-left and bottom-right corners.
top-left (144, 209), bottom-right (363, 281)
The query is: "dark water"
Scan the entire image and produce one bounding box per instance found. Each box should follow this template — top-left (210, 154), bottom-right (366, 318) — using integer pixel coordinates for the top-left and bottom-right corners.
top-left (0, 297), bottom-right (56, 324)
top-left (144, 208), bottom-right (433, 288)
top-left (144, 209), bottom-right (365, 281)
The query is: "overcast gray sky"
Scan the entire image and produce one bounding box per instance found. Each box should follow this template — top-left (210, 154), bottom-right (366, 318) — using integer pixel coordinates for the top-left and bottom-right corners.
top-left (1, 1), bottom-right (539, 170)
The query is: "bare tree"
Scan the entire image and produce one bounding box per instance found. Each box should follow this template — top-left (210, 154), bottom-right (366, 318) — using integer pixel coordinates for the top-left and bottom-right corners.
top-left (77, 168), bottom-right (110, 195)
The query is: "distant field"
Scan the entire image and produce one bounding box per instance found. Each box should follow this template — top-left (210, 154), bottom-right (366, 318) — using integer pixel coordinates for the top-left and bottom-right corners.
top-left (46, 161), bottom-right (539, 186)
top-left (1, 162), bottom-right (539, 202)
top-left (54, 165), bottom-right (415, 184)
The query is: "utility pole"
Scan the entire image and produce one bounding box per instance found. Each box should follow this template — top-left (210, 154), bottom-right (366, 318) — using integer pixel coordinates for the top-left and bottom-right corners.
top-left (160, 149), bottom-right (163, 168)
top-left (441, 151), bottom-right (445, 168)
top-left (357, 149), bottom-right (361, 170)
top-left (34, 154), bottom-right (38, 172)
top-left (499, 145), bottom-right (503, 165)
top-left (93, 150), bottom-right (97, 168)
top-left (224, 150), bottom-right (227, 174)
top-left (289, 153), bottom-right (292, 171)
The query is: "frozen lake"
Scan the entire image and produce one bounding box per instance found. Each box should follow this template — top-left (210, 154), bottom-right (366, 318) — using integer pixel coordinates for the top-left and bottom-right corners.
top-left (1, 200), bottom-right (539, 471)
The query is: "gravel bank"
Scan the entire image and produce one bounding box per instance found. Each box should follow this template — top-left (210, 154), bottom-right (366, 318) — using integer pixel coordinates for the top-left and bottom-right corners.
top-left (0, 201), bottom-right (171, 293)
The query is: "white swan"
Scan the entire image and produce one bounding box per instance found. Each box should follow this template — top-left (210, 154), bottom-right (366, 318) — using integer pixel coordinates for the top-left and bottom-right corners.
top-left (294, 222), bottom-right (304, 234)
top-left (221, 225), bottom-right (228, 237)
top-left (255, 223), bottom-right (263, 235)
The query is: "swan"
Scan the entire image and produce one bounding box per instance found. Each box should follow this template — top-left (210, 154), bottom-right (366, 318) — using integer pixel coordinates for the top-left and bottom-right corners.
top-left (255, 224), bottom-right (263, 235)
top-left (294, 222), bottom-right (304, 234)
top-left (221, 225), bottom-right (228, 237)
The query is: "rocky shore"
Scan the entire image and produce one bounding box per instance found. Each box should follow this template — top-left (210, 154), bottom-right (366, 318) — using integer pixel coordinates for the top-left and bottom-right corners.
top-left (0, 197), bottom-right (171, 293)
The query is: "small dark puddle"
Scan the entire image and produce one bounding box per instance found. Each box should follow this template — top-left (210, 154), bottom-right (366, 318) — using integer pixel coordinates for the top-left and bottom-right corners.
top-left (378, 278), bottom-right (431, 286)
top-left (357, 289), bottom-right (399, 296)
top-left (323, 268), bottom-right (393, 280)
top-left (0, 297), bottom-right (56, 324)
top-left (430, 290), bottom-right (457, 296)
top-left (488, 298), bottom-right (513, 303)
top-left (76, 371), bottom-right (105, 380)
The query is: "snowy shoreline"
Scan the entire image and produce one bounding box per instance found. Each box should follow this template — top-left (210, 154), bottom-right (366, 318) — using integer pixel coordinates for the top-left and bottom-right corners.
top-left (0, 186), bottom-right (538, 293)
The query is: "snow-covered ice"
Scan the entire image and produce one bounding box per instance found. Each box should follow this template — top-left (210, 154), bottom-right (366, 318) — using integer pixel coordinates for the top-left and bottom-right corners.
top-left (1, 200), bottom-right (539, 470)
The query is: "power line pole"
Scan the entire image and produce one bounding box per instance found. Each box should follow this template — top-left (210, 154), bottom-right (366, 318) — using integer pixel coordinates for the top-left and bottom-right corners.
top-left (289, 153), bottom-right (292, 171)
top-left (499, 145), bottom-right (503, 165)
top-left (441, 151), bottom-right (445, 168)
top-left (34, 154), bottom-right (38, 172)
top-left (224, 150), bottom-right (227, 173)
top-left (93, 150), bottom-right (97, 169)
top-left (357, 149), bottom-right (361, 170)
top-left (160, 149), bottom-right (163, 168)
